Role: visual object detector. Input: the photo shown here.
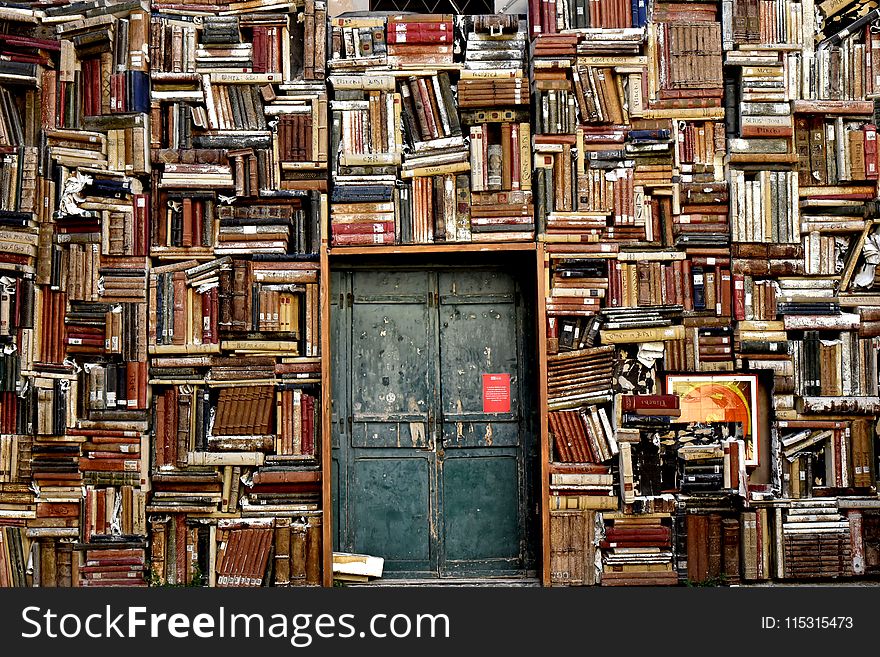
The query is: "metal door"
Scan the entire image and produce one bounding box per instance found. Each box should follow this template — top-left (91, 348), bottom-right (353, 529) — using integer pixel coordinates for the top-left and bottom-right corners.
top-left (331, 267), bottom-right (534, 578)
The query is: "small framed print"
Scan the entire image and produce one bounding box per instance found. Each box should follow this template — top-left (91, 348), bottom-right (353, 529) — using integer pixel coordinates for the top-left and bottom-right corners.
top-left (665, 374), bottom-right (760, 466)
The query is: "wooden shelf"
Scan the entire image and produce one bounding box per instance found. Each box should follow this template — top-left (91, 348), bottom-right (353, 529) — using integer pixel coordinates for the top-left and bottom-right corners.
top-left (328, 241), bottom-right (537, 256)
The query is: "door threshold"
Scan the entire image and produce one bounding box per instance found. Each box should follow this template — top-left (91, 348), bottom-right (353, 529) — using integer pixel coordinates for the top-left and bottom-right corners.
top-left (342, 577), bottom-right (542, 587)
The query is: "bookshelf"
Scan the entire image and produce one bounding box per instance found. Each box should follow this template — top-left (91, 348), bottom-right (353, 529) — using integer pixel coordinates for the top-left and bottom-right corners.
top-left (327, 14), bottom-right (535, 247)
top-left (145, 1), bottom-right (330, 587)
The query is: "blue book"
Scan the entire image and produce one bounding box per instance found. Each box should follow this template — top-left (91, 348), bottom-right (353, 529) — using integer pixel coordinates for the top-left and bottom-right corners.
top-left (129, 71), bottom-right (150, 114)
top-left (628, 129), bottom-right (671, 141)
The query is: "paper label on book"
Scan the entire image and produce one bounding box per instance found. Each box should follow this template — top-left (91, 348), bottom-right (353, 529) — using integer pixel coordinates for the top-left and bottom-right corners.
top-left (482, 373), bottom-right (511, 414)
top-left (244, 225), bottom-right (257, 234)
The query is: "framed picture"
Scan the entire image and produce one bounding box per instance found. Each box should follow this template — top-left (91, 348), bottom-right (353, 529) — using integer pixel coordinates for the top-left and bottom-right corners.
top-left (664, 374), bottom-right (760, 466)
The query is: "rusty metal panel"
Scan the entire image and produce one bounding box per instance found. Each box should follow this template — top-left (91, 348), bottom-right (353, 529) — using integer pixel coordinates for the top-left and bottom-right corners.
top-left (441, 453), bottom-right (520, 572)
top-left (352, 456), bottom-right (434, 571)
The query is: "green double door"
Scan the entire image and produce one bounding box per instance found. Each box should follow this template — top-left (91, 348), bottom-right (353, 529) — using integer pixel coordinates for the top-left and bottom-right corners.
top-left (331, 266), bottom-right (536, 578)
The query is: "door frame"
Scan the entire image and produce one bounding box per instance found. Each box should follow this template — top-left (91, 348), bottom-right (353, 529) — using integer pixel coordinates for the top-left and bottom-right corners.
top-left (328, 253), bottom-right (540, 580)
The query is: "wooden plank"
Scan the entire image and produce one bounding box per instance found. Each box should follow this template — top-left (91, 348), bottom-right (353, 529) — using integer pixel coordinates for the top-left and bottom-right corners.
top-left (320, 192), bottom-right (333, 588)
top-left (537, 242), bottom-right (551, 586)
top-left (328, 242), bottom-right (537, 257)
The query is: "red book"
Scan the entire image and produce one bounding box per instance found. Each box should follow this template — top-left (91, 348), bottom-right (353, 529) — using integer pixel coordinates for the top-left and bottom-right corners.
top-left (530, 0), bottom-right (542, 34)
top-left (719, 268), bottom-right (732, 317)
top-left (252, 470), bottom-right (321, 485)
top-left (79, 458), bottom-right (137, 472)
top-left (79, 564), bottom-right (144, 573)
top-left (193, 199), bottom-right (204, 246)
top-left (126, 364), bottom-right (138, 410)
top-left (621, 394), bottom-right (679, 411)
top-left (331, 220), bottom-right (395, 235)
top-left (253, 26), bottom-right (266, 73)
top-left (69, 428), bottom-right (140, 438)
top-left (386, 24), bottom-right (453, 44)
top-left (164, 386), bottom-right (177, 466)
top-left (302, 393), bottom-right (315, 456)
top-left (732, 273), bottom-right (746, 320)
top-left (543, 0), bottom-right (556, 34)
top-left (605, 528), bottom-right (671, 539)
top-left (86, 548), bottom-right (144, 561)
top-left (681, 259), bottom-right (694, 311)
top-left (548, 463), bottom-right (610, 473)
top-left (137, 361), bottom-right (148, 410)
top-left (600, 540), bottom-right (672, 549)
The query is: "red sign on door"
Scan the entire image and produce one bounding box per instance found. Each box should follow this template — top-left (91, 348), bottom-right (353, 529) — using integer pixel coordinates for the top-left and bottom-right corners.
top-left (482, 373), bottom-right (511, 413)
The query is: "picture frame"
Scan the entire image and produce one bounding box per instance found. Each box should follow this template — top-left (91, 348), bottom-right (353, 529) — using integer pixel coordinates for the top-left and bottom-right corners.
top-left (664, 374), bottom-right (760, 467)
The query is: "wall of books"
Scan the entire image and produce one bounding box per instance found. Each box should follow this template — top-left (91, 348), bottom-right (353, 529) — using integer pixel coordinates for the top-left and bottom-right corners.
top-left (1, 0), bottom-right (880, 587)
top-left (537, 0), bottom-right (880, 585)
top-left (0, 0), bottom-right (328, 587)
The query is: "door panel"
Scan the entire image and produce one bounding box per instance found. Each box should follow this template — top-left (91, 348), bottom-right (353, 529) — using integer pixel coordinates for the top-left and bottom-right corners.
top-left (350, 271), bottom-right (433, 441)
top-left (441, 453), bottom-right (520, 567)
top-left (329, 271), bottom-right (346, 549)
top-left (352, 456), bottom-right (433, 569)
top-left (345, 271), bottom-right (438, 574)
top-left (438, 270), bottom-right (520, 446)
top-left (436, 269), bottom-right (525, 574)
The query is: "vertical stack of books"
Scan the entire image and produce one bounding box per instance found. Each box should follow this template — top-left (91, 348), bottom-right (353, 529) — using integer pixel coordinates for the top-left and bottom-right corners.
top-left (327, 15), bottom-right (397, 246)
top-left (535, 0), bottom-right (742, 586)
top-left (461, 15), bottom-right (533, 242)
top-left (0, 6), bottom-right (43, 580)
top-left (145, 0), bottom-right (326, 586)
top-left (600, 514), bottom-right (677, 585)
top-left (18, 0), bottom-right (154, 586)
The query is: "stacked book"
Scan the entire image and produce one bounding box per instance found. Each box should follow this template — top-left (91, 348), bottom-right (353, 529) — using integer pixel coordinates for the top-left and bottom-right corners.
top-left (462, 15), bottom-right (533, 241)
top-left (329, 14), bottom-right (533, 247)
top-left (682, 513), bottom-right (743, 584)
top-left (781, 499), bottom-right (854, 579)
top-left (600, 515), bottom-right (678, 585)
top-left (546, 345), bottom-right (615, 409)
top-left (328, 28), bottom-right (398, 246)
top-left (549, 462), bottom-right (616, 511)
